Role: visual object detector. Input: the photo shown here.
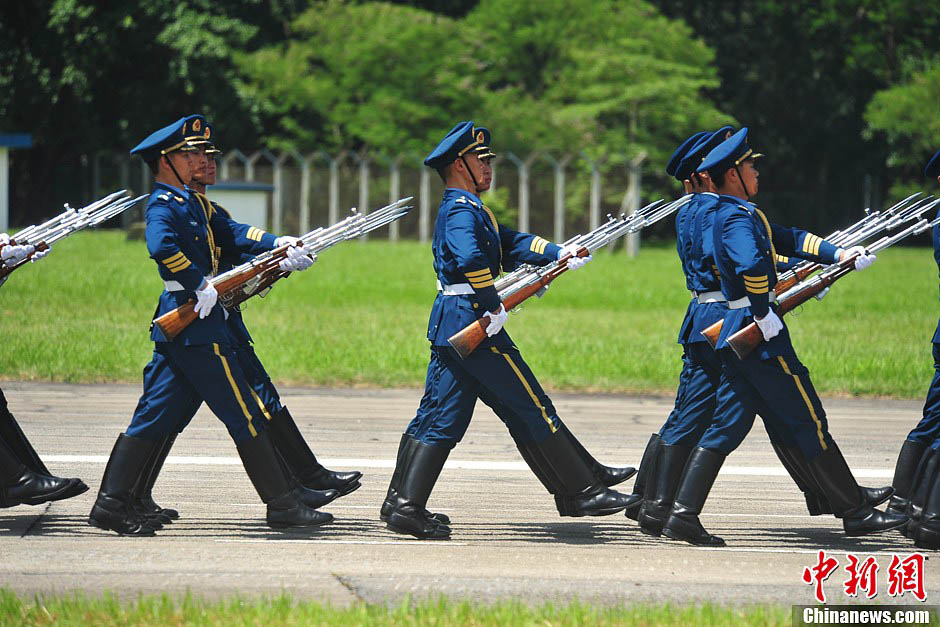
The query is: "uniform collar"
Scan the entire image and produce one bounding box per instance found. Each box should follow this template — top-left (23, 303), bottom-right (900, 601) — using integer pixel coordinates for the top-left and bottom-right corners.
top-left (154, 181), bottom-right (191, 201)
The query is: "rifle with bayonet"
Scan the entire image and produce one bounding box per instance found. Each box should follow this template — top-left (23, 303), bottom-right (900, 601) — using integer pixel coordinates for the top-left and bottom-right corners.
top-left (701, 194), bottom-right (939, 347)
top-left (721, 214), bottom-right (937, 359)
top-left (0, 190), bottom-right (145, 286)
top-left (152, 197), bottom-right (413, 341)
top-left (447, 194), bottom-right (693, 359)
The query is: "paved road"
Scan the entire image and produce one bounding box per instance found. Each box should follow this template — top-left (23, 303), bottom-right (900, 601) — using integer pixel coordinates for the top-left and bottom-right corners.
top-left (0, 382), bottom-right (933, 607)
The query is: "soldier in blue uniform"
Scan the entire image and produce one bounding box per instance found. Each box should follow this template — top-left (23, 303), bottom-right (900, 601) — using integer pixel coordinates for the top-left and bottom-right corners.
top-left (660, 128), bottom-right (904, 546)
top-left (0, 241), bottom-right (88, 509)
top-left (88, 115), bottom-right (331, 536)
top-left (893, 150), bottom-right (940, 548)
top-left (383, 121), bottom-right (633, 540)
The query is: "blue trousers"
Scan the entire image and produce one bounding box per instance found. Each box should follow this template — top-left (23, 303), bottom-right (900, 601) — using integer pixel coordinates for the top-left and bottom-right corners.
top-left (698, 341), bottom-right (832, 459)
top-left (906, 343), bottom-right (940, 451)
top-left (406, 345), bottom-right (562, 448)
top-left (659, 343), bottom-right (723, 447)
top-left (126, 341), bottom-right (269, 444)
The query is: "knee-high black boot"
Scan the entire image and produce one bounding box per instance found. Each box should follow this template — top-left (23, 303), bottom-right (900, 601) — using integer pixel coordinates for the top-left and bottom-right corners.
top-left (385, 440), bottom-right (451, 539)
top-left (528, 430), bottom-right (634, 517)
top-left (0, 437), bottom-right (74, 508)
top-left (271, 445), bottom-right (340, 510)
top-left (381, 434), bottom-right (449, 524)
top-left (266, 406), bottom-right (362, 495)
top-left (0, 403), bottom-right (88, 501)
top-left (638, 443), bottom-right (692, 537)
top-left (131, 434), bottom-right (179, 524)
top-left (913, 453), bottom-right (940, 549)
top-left (904, 449), bottom-right (939, 539)
top-left (558, 423), bottom-right (636, 488)
top-left (808, 444), bottom-right (907, 537)
top-left (887, 439), bottom-right (928, 516)
top-left (88, 434), bottom-right (160, 536)
top-left (625, 433), bottom-right (661, 521)
top-left (237, 430), bottom-right (333, 529)
top-left (662, 447), bottom-right (726, 547)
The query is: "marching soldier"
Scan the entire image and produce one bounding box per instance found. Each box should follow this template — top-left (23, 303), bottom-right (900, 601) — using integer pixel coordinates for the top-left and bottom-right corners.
top-left (890, 150), bottom-right (940, 548)
top-left (88, 115), bottom-right (331, 536)
top-left (383, 121), bottom-right (633, 540)
top-left (660, 128), bottom-right (905, 546)
top-left (0, 240), bottom-right (88, 509)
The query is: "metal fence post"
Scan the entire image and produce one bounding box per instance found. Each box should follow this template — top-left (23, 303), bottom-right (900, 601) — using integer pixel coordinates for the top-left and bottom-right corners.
top-left (329, 152), bottom-right (343, 225)
top-left (589, 158), bottom-right (602, 231)
top-left (358, 154), bottom-right (370, 240)
top-left (299, 152), bottom-right (312, 233)
top-left (545, 154), bottom-right (571, 243)
top-left (624, 152), bottom-right (647, 257)
top-left (419, 167), bottom-right (431, 243)
top-left (270, 150), bottom-right (287, 235)
top-left (388, 157), bottom-right (401, 242)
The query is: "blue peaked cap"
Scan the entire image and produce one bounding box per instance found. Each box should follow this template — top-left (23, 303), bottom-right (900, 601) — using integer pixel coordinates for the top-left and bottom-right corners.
top-left (925, 150), bottom-right (940, 179)
top-left (130, 114), bottom-right (212, 162)
top-left (424, 121), bottom-right (496, 170)
top-left (676, 126), bottom-right (734, 180)
top-left (697, 127), bottom-right (764, 176)
top-left (665, 132), bottom-right (708, 179)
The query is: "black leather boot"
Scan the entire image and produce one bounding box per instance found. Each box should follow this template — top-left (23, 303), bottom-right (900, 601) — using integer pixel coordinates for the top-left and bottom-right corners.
top-left (131, 434), bottom-right (179, 525)
top-left (88, 434), bottom-right (160, 536)
top-left (625, 433), bottom-right (661, 521)
top-left (808, 444), bottom-right (907, 537)
top-left (913, 454), bottom-right (940, 549)
top-left (887, 439), bottom-right (928, 516)
top-left (267, 406), bottom-right (362, 495)
top-left (559, 423), bottom-right (635, 488)
top-left (271, 444), bottom-right (340, 509)
top-left (0, 438), bottom-right (74, 507)
top-left (662, 447), bottom-right (726, 547)
top-left (0, 404), bottom-right (89, 501)
top-left (237, 430), bottom-right (333, 529)
top-left (385, 440), bottom-right (451, 539)
top-left (381, 435), bottom-right (450, 525)
top-left (638, 444), bottom-right (691, 537)
top-left (904, 449), bottom-right (939, 539)
top-left (532, 430), bottom-right (634, 517)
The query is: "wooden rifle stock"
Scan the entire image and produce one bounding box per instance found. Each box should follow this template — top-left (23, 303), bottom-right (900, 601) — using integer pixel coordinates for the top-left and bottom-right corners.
top-left (152, 250), bottom-right (287, 341)
top-left (699, 262), bottom-right (822, 348)
top-left (725, 256), bottom-right (857, 359)
top-left (447, 247), bottom-right (587, 359)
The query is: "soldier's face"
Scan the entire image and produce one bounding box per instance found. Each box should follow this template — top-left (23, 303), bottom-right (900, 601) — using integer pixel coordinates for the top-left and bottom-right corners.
top-left (737, 159), bottom-right (759, 197)
top-left (469, 154), bottom-right (492, 192)
top-left (165, 151), bottom-right (194, 183)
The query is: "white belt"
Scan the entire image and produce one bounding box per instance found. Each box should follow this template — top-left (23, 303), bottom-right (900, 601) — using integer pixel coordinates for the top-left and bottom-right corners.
top-left (692, 290), bottom-right (725, 304)
top-left (436, 280), bottom-right (474, 296)
top-left (728, 292), bottom-right (776, 310)
top-left (164, 280), bottom-right (185, 292)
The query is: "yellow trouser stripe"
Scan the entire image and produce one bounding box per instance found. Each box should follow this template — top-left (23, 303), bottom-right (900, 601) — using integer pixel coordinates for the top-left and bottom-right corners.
top-left (249, 387), bottom-right (273, 421)
top-left (213, 343), bottom-right (257, 437)
top-left (491, 347), bottom-right (556, 433)
top-left (777, 356), bottom-right (826, 451)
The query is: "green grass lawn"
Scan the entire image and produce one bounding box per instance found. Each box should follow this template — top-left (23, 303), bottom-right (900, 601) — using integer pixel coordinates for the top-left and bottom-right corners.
top-left (0, 231), bottom-right (935, 398)
top-left (0, 590), bottom-right (791, 626)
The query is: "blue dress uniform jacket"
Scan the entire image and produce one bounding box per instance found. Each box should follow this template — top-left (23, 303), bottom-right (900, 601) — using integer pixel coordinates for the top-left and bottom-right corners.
top-left (146, 184), bottom-right (276, 345)
top-left (711, 194), bottom-right (840, 360)
top-left (426, 188), bottom-right (560, 348)
top-left (675, 192), bottom-right (725, 346)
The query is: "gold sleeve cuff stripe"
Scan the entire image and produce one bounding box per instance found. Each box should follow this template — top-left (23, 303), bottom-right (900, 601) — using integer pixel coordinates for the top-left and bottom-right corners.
top-left (470, 279), bottom-right (495, 288)
top-left (465, 268), bottom-right (492, 278)
top-left (744, 281), bottom-right (769, 290)
top-left (775, 254), bottom-right (789, 264)
top-left (167, 258), bottom-right (192, 273)
top-left (802, 234), bottom-right (822, 256)
top-left (162, 251), bottom-right (186, 265)
top-left (745, 285), bottom-right (769, 294)
top-left (529, 237), bottom-right (549, 255)
top-left (246, 227), bottom-right (265, 242)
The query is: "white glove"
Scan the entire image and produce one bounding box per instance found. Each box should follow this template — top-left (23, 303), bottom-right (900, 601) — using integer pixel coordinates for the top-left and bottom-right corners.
top-left (814, 286), bottom-right (830, 301)
top-left (193, 279), bottom-right (218, 319)
top-left (277, 242), bottom-right (316, 272)
top-left (839, 245), bottom-right (876, 271)
top-left (558, 244), bottom-right (592, 270)
top-left (754, 310), bottom-right (783, 341)
top-left (0, 233), bottom-right (9, 246)
top-left (482, 304), bottom-right (508, 337)
top-left (1, 243), bottom-right (34, 267)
